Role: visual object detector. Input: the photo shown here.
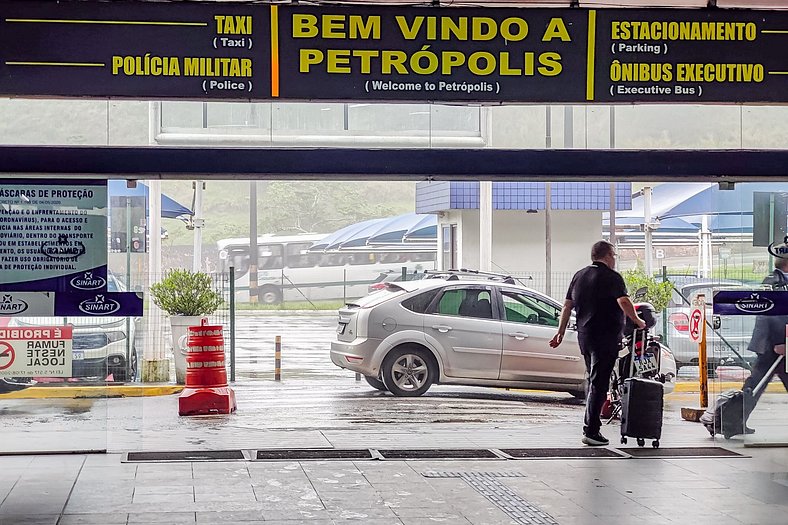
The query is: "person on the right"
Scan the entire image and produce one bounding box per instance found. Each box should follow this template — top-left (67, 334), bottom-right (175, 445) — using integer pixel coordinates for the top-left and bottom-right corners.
top-left (742, 257), bottom-right (788, 433)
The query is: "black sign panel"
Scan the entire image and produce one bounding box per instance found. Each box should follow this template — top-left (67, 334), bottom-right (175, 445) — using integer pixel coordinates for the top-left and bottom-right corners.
top-left (594, 9), bottom-right (787, 103)
top-left (0, 0), bottom-right (268, 99)
top-left (276, 5), bottom-right (589, 102)
top-left (1, 1), bottom-right (787, 103)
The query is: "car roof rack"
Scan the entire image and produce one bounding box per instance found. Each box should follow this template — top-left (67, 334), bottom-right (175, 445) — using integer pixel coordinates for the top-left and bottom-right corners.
top-left (424, 268), bottom-right (518, 285)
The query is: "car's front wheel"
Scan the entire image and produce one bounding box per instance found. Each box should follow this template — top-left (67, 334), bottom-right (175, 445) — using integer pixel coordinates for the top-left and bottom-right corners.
top-left (381, 346), bottom-right (435, 397)
top-left (364, 375), bottom-right (387, 391)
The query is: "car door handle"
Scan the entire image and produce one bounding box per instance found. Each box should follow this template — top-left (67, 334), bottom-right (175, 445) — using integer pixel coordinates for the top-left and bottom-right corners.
top-left (432, 325), bottom-right (452, 333)
top-left (508, 332), bottom-right (529, 340)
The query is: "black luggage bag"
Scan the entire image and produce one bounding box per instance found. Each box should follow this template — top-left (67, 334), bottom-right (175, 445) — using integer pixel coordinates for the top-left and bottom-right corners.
top-left (620, 377), bottom-right (664, 447)
top-left (701, 355), bottom-right (784, 439)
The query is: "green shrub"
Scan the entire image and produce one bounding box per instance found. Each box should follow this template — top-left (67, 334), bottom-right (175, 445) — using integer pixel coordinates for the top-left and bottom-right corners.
top-left (622, 267), bottom-right (673, 312)
top-left (150, 269), bottom-right (223, 316)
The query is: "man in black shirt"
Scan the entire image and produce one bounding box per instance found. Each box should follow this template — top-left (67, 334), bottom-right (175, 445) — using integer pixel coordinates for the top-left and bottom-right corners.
top-left (550, 240), bottom-right (645, 446)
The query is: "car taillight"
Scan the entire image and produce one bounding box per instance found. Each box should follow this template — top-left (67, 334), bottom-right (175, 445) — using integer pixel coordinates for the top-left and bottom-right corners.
top-left (669, 313), bottom-right (689, 332)
top-left (369, 283), bottom-right (387, 292)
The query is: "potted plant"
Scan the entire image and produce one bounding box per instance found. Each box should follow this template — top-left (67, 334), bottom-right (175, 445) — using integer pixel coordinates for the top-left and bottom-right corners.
top-left (150, 269), bottom-right (224, 384)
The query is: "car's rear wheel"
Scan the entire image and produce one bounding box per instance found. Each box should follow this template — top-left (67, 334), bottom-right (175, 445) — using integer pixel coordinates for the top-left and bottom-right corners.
top-left (381, 346), bottom-right (435, 397)
top-left (364, 375), bottom-right (387, 391)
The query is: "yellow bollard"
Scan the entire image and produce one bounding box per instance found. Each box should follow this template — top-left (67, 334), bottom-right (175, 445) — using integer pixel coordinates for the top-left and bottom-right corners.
top-left (275, 336), bottom-right (281, 382)
top-left (681, 293), bottom-right (708, 422)
top-left (699, 314), bottom-right (708, 409)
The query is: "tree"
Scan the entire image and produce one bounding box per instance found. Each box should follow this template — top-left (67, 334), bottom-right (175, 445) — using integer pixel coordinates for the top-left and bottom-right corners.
top-left (622, 266), bottom-right (673, 312)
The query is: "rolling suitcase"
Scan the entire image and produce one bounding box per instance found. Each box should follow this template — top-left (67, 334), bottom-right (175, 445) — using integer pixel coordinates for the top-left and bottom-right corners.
top-left (620, 329), bottom-right (664, 447)
top-left (701, 355), bottom-right (784, 439)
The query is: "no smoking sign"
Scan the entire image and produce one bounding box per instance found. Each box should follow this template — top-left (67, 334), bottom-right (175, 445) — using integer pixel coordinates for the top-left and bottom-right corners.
top-left (689, 294), bottom-right (706, 344)
top-left (0, 341), bottom-right (14, 371)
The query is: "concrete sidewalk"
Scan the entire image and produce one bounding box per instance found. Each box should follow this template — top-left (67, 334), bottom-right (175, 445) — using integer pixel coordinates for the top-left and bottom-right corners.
top-left (1, 437), bottom-right (786, 525)
top-left (1, 381), bottom-right (787, 524)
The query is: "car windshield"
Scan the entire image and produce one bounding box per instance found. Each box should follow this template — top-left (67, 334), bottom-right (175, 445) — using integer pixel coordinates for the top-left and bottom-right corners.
top-left (72, 333), bottom-right (109, 350)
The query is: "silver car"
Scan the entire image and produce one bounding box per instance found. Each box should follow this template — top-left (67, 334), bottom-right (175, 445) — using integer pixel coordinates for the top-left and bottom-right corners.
top-left (331, 278), bottom-right (676, 397)
top-left (657, 280), bottom-right (758, 369)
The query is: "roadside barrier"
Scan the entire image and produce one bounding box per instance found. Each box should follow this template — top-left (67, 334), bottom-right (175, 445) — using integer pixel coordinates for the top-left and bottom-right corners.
top-left (275, 335), bottom-right (281, 381)
top-left (178, 319), bottom-right (236, 416)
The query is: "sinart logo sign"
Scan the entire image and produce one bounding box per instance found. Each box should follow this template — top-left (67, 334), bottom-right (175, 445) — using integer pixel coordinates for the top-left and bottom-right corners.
top-left (40, 234), bottom-right (86, 260)
top-left (734, 293), bottom-right (774, 314)
top-left (768, 236), bottom-right (788, 259)
top-left (78, 295), bottom-right (120, 315)
top-left (70, 271), bottom-right (106, 291)
top-left (0, 294), bottom-right (28, 314)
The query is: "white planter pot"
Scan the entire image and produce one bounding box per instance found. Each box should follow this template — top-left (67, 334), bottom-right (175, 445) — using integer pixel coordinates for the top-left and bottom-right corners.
top-left (169, 315), bottom-right (206, 385)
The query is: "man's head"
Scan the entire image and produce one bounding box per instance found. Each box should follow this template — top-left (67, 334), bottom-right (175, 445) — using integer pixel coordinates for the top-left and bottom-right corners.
top-left (591, 240), bottom-right (616, 268)
top-left (776, 257), bottom-right (788, 272)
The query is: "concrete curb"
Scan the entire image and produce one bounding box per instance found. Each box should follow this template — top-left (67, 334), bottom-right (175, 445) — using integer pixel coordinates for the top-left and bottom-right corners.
top-left (0, 385), bottom-right (183, 399)
top-left (674, 381), bottom-right (786, 394)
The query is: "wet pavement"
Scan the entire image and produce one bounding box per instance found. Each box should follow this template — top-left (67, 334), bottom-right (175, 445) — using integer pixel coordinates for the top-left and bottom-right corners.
top-left (0, 379), bottom-right (787, 525)
top-left (1, 312), bottom-right (787, 523)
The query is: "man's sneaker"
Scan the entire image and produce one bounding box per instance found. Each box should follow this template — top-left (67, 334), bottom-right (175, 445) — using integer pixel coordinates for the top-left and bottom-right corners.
top-left (582, 432), bottom-right (609, 446)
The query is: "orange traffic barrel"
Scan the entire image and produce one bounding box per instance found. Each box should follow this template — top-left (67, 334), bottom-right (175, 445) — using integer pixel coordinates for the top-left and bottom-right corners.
top-left (184, 320), bottom-right (228, 388)
top-left (179, 319), bottom-right (236, 416)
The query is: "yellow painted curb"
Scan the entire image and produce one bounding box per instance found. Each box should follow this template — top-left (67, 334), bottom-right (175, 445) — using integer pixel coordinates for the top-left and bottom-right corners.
top-left (0, 385), bottom-right (183, 399)
top-left (674, 382), bottom-right (786, 394)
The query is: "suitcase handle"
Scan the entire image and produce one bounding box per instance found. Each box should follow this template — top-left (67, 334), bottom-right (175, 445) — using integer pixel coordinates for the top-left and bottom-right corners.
top-left (752, 355), bottom-right (785, 396)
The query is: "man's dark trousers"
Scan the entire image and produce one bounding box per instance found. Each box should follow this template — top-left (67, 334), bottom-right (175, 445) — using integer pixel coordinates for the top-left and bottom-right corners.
top-left (578, 332), bottom-right (619, 436)
top-left (743, 351), bottom-right (788, 420)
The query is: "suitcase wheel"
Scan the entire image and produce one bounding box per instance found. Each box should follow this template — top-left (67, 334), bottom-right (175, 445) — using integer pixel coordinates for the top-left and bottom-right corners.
top-left (652, 440), bottom-right (659, 448)
top-left (637, 438), bottom-right (645, 447)
top-left (621, 437), bottom-right (627, 445)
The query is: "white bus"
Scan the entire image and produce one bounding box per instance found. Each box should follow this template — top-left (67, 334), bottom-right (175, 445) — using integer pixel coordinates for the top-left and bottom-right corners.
top-left (217, 234), bottom-right (436, 304)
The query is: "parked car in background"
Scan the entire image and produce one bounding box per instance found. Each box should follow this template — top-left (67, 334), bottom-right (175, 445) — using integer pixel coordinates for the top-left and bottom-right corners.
top-left (332, 272), bottom-right (676, 398)
top-left (10, 316), bottom-right (138, 381)
top-left (5, 273), bottom-right (139, 382)
top-left (656, 279), bottom-right (757, 370)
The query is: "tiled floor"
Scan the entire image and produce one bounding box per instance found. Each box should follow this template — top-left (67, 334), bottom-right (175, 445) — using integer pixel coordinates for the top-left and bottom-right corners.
top-left (1, 447), bottom-right (787, 525)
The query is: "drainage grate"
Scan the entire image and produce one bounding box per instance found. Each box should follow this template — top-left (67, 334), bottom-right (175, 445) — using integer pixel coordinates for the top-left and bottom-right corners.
top-left (502, 448), bottom-right (626, 459)
top-left (126, 450), bottom-right (244, 462)
top-left (620, 447), bottom-right (745, 458)
top-left (256, 449), bottom-right (373, 460)
top-left (378, 449), bottom-right (498, 460)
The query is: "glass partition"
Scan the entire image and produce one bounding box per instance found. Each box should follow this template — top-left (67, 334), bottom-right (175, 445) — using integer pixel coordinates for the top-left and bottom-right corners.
top-left (705, 183), bottom-right (788, 446)
top-left (2, 98), bottom-right (788, 150)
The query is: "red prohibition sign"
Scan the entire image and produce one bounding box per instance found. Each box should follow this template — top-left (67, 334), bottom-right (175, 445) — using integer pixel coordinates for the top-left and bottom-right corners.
top-left (0, 341), bottom-right (15, 371)
top-left (690, 309), bottom-right (703, 340)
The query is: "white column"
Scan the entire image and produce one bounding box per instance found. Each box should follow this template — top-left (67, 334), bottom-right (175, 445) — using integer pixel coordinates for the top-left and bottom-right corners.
top-left (192, 180), bottom-right (204, 272)
top-left (146, 101), bottom-right (165, 363)
top-left (148, 178), bottom-right (163, 361)
top-left (644, 186), bottom-right (653, 276)
top-left (701, 214), bottom-right (712, 278)
top-left (479, 181), bottom-right (493, 272)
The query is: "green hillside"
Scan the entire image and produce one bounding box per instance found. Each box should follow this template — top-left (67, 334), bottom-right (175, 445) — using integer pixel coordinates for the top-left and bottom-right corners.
top-left (160, 180), bottom-right (417, 247)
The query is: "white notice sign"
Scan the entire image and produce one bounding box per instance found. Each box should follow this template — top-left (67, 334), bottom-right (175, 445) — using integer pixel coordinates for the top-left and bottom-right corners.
top-left (0, 326), bottom-right (73, 377)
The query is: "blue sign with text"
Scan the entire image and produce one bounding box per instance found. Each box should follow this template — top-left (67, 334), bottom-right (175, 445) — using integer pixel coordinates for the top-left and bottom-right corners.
top-left (713, 290), bottom-right (788, 316)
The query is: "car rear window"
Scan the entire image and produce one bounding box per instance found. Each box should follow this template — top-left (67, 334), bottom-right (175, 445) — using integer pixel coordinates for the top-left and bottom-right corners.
top-left (401, 289), bottom-right (440, 314)
top-left (348, 285), bottom-right (407, 308)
